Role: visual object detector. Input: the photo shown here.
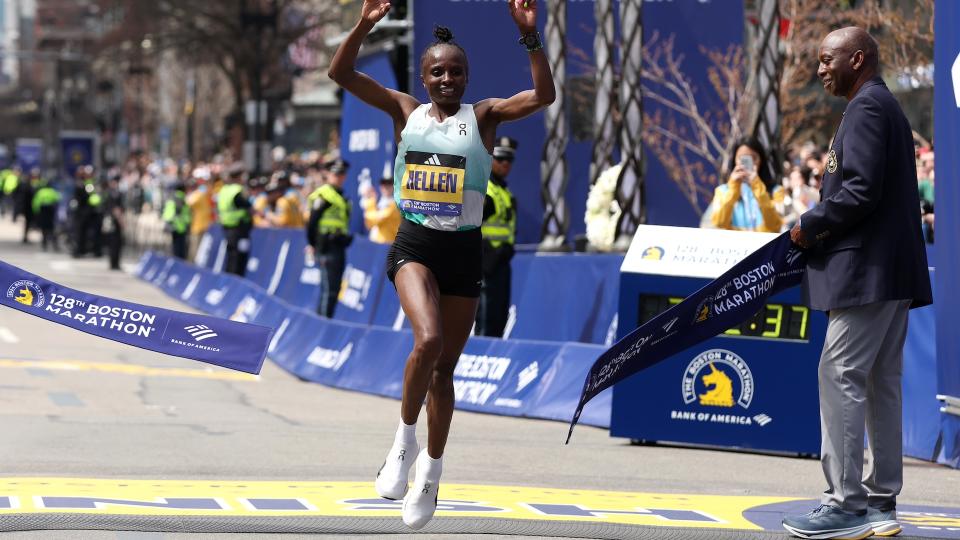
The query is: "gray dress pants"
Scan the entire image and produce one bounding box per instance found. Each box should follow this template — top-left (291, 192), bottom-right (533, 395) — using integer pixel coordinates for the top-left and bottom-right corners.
top-left (819, 299), bottom-right (911, 512)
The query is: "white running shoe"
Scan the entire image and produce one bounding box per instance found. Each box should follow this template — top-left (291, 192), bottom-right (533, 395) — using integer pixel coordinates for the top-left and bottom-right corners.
top-left (375, 440), bottom-right (418, 500)
top-left (402, 450), bottom-right (442, 530)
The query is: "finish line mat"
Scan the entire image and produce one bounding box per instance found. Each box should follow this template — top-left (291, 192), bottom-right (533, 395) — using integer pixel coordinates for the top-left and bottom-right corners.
top-left (0, 478), bottom-right (958, 538)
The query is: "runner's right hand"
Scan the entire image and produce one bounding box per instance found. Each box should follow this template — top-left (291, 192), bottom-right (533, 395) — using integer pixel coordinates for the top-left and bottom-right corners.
top-left (361, 0), bottom-right (391, 24)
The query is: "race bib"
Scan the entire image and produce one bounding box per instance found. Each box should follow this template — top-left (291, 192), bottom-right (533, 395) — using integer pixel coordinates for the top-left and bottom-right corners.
top-left (400, 151), bottom-right (466, 216)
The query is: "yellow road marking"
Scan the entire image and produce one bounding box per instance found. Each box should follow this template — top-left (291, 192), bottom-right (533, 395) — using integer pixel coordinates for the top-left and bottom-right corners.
top-left (0, 478), bottom-right (798, 529)
top-left (0, 359), bottom-right (258, 382)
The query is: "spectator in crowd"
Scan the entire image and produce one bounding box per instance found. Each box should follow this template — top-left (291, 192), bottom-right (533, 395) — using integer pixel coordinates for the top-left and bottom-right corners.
top-left (103, 175), bottom-right (125, 271)
top-left (805, 153), bottom-right (825, 190)
top-left (306, 158), bottom-right (352, 318)
top-left (361, 174), bottom-right (401, 244)
top-left (917, 149), bottom-right (935, 243)
top-left (186, 173), bottom-right (214, 261)
top-left (707, 136), bottom-right (783, 232)
top-left (31, 177), bottom-right (61, 251)
top-left (781, 166), bottom-right (821, 230)
top-left (218, 163), bottom-right (253, 276)
top-left (917, 149), bottom-right (934, 206)
top-left (250, 176), bottom-right (270, 228)
top-left (265, 172), bottom-right (305, 228)
top-left (162, 182), bottom-right (192, 259)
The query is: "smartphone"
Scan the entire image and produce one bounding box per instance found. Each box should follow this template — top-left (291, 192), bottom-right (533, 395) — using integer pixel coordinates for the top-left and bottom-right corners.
top-left (738, 155), bottom-right (755, 173)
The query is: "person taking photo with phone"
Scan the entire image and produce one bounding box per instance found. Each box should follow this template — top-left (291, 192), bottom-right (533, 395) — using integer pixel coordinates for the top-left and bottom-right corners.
top-left (708, 136), bottom-right (783, 232)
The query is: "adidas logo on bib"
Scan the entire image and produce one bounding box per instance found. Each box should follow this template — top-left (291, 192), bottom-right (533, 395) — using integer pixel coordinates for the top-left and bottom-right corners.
top-left (426, 154), bottom-right (441, 166)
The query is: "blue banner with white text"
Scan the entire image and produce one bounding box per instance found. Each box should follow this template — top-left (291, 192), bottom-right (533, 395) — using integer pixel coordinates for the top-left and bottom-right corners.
top-left (340, 52), bottom-right (398, 235)
top-left (567, 233), bottom-right (806, 442)
top-left (1, 260), bottom-right (272, 374)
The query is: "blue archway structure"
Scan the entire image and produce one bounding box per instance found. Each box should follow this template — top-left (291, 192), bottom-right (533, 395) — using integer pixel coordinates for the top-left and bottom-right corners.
top-left (934, 0), bottom-right (960, 468)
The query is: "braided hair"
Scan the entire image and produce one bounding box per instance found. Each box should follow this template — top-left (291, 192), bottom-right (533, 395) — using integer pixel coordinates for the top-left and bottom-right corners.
top-left (420, 25), bottom-right (468, 73)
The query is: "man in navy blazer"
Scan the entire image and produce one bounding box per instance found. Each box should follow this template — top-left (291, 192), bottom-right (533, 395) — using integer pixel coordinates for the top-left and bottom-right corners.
top-left (782, 28), bottom-right (933, 540)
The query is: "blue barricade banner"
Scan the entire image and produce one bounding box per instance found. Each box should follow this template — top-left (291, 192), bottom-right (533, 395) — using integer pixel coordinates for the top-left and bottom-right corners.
top-left (194, 227), bottom-right (226, 271)
top-left (243, 228), bottom-right (282, 290)
top-left (1, 260), bottom-right (273, 374)
top-left (567, 233), bottom-right (806, 442)
top-left (527, 343), bottom-right (611, 428)
top-left (336, 238), bottom-right (390, 324)
top-left (509, 254), bottom-right (621, 344)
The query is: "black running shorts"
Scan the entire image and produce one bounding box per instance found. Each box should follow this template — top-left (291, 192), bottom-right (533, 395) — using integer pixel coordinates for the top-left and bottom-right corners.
top-left (387, 218), bottom-right (483, 298)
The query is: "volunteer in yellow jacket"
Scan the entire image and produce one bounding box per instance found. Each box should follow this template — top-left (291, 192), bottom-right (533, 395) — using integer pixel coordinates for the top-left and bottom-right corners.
top-left (328, 0), bottom-right (554, 529)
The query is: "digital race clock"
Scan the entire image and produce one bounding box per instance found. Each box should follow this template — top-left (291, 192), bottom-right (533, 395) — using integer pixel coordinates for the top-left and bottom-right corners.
top-left (638, 294), bottom-right (810, 342)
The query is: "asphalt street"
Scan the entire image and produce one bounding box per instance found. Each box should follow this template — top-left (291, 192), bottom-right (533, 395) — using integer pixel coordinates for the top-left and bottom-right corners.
top-left (0, 217), bottom-right (958, 539)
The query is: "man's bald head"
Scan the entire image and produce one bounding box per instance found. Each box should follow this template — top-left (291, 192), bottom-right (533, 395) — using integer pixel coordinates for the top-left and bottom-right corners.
top-left (817, 27), bottom-right (880, 100)
top-left (825, 27), bottom-right (879, 70)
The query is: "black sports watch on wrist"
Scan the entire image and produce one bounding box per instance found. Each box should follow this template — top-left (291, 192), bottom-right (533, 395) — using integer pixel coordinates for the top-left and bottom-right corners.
top-left (518, 31), bottom-right (543, 52)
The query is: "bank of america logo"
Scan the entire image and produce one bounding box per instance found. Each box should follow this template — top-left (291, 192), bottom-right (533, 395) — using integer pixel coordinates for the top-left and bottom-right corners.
top-left (184, 324), bottom-right (218, 342)
top-left (786, 248), bottom-right (802, 266)
top-left (753, 414), bottom-right (773, 427)
top-left (426, 154), bottom-right (441, 166)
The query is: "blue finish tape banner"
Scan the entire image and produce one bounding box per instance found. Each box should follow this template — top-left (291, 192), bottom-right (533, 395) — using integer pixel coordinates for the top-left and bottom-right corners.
top-left (567, 233), bottom-right (806, 442)
top-left (0, 260), bottom-right (273, 374)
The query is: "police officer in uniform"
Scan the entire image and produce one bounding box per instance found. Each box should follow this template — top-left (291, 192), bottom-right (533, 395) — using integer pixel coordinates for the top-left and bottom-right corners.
top-left (31, 176), bottom-right (61, 251)
top-left (476, 137), bottom-right (518, 337)
top-left (163, 182), bottom-right (191, 259)
top-left (218, 164), bottom-right (253, 276)
top-left (0, 166), bottom-right (19, 218)
top-left (306, 158), bottom-right (352, 318)
top-left (71, 165), bottom-right (102, 257)
top-left (16, 168), bottom-right (38, 243)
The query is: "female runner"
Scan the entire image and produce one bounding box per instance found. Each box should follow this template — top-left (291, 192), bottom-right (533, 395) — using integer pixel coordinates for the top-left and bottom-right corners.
top-left (328, 0), bottom-right (554, 529)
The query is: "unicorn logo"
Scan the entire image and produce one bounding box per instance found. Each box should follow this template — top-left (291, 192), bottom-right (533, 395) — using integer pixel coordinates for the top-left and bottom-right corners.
top-left (641, 246), bottom-right (665, 260)
top-left (682, 349), bottom-right (754, 409)
top-left (15, 288), bottom-right (33, 306)
top-left (698, 363), bottom-right (734, 407)
top-left (6, 280), bottom-right (45, 308)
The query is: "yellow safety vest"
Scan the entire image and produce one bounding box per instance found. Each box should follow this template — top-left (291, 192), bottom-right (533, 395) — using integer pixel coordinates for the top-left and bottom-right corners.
top-left (481, 181), bottom-right (516, 247)
top-left (218, 183), bottom-right (250, 227)
top-left (314, 184), bottom-right (350, 235)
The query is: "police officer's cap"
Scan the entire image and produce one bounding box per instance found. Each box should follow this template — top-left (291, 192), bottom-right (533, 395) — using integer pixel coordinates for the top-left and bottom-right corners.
top-left (324, 158), bottom-right (350, 175)
top-left (493, 137), bottom-right (518, 161)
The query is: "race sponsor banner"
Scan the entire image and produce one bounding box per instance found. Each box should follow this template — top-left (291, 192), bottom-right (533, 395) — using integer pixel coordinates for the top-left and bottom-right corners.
top-left (567, 232), bottom-right (806, 442)
top-left (0, 260), bottom-right (272, 375)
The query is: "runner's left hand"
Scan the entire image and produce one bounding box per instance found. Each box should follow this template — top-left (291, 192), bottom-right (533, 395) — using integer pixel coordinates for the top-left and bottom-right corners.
top-left (509, 0), bottom-right (537, 33)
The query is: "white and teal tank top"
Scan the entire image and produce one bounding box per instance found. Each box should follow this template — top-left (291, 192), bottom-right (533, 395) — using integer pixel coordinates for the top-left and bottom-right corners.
top-left (394, 103), bottom-right (493, 231)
